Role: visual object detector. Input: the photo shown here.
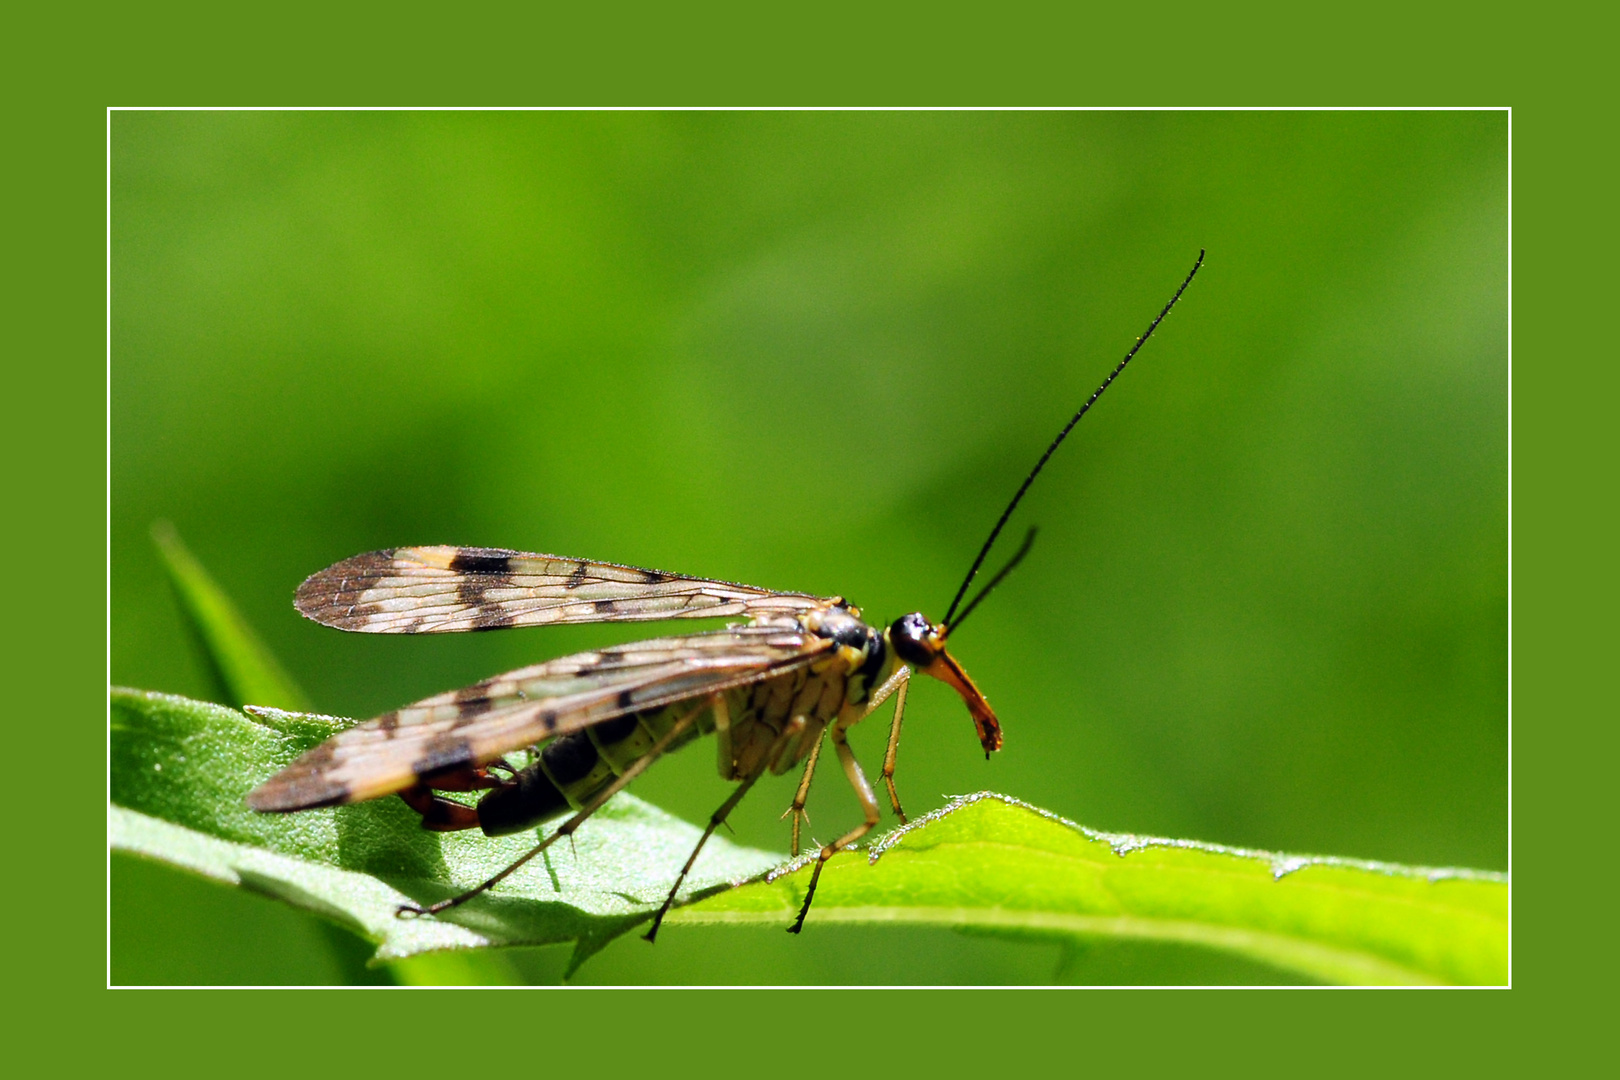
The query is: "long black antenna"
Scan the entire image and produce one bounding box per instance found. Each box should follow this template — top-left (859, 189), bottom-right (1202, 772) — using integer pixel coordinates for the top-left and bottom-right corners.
top-left (941, 250), bottom-right (1205, 628)
top-left (943, 526), bottom-right (1037, 637)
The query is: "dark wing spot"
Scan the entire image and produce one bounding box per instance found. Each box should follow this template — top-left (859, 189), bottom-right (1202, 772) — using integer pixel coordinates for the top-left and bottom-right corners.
top-left (471, 610), bottom-right (517, 631)
top-left (566, 561), bottom-right (589, 589)
top-left (454, 684), bottom-right (495, 705)
top-left (640, 568), bottom-right (671, 583)
top-left (449, 549), bottom-right (515, 574)
top-left (414, 735), bottom-right (474, 778)
top-left (616, 688), bottom-right (635, 709)
top-left (594, 599), bottom-right (618, 614)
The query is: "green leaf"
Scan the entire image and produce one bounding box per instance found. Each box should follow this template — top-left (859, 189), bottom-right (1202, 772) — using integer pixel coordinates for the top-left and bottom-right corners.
top-left (151, 521), bottom-right (311, 711)
top-left (672, 793), bottom-right (1508, 985)
top-left (110, 688), bottom-right (782, 976)
top-left (110, 687), bottom-right (1506, 984)
top-left (124, 528), bottom-right (1504, 984)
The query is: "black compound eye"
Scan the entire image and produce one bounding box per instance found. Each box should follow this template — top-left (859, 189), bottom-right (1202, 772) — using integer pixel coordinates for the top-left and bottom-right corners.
top-left (889, 612), bottom-right (937, 667)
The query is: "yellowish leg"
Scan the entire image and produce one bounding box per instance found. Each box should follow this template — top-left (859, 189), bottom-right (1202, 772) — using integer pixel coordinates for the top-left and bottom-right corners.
top-left (788, 698), bottom-right (886, 934)
top-left (875, 667), bottom-right (911, 822)
top-left (712, 681), bottom-right (735, 780)
top-left (398, 699), bottom-right (706, 919)
top-left (781, 665), bottom-right (909, 854)
top-left (644, 714), bottom-right (807, 943)
top-left (781, 728), bottom-right (824, 856)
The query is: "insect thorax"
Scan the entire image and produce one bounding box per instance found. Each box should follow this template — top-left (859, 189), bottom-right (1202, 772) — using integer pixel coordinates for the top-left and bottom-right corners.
top-left (801, 605), bottom-right (892, 709)
top-left (479, 606), bottom-right (892, 837)
top-left (716, 606), bottom-right (889, 781)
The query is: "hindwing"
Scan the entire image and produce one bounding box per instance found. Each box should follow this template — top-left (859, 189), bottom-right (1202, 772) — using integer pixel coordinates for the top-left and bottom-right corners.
top-left (246, 624), bottom-right (833, 812)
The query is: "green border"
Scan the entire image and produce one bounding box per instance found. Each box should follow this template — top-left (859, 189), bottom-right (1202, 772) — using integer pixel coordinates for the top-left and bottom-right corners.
top-left (16, 0), bottom-right (1581, 1065)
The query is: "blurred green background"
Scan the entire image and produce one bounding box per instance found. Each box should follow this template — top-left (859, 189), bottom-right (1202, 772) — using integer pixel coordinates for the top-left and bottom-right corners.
top-left (110, 111), bottom-right (1506, 984)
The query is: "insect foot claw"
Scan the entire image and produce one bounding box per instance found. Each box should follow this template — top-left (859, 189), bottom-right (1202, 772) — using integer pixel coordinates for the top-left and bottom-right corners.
top-left (396, 904), bottom-right (427, 919)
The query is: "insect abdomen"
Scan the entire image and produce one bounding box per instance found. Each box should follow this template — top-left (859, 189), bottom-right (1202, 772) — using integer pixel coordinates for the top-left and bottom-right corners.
top-left (477, 761), bottom-right (569, 836)
top-left (476, 706), bottom-right (707, 836)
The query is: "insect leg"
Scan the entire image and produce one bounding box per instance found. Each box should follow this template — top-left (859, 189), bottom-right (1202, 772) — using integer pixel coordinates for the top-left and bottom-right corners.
top-left (643, 713), bottom-right (807, 944)
top-left (871, 666), bottom-right (911, 822)
top-left (782, 665), bottom-right (907, 835)
top-left (788, 705), bottom-right (884, 934)
top-left (397, 701), bottom-right (704, 919)
top-left (780, 727), bottom-right (824, 856)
